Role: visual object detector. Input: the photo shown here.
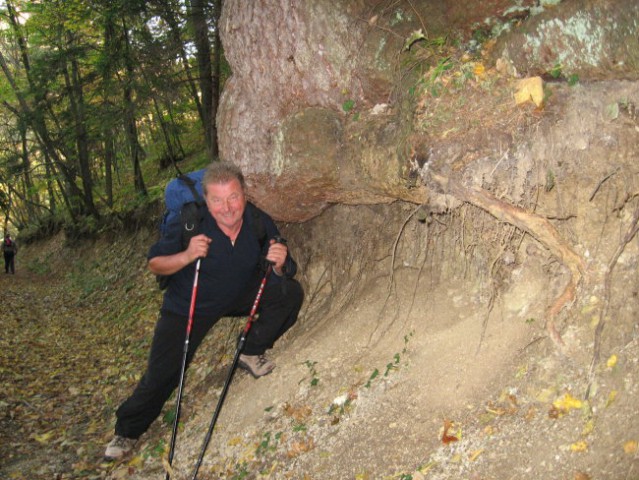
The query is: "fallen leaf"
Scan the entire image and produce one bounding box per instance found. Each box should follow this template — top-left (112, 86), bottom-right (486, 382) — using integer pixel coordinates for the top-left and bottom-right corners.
top-left (469, 449), bottom-right (484, 461)
top-left (441, 419), bottom-right (459, 444)
top-left (128, 455), bottom-right (145, 467)
top-left (474, 63), bottom-right (486, 78)
top-left (33, 431), bottom-right (55, 444)
top-left (514, 76), bottom-right (544, 107)
top-left (553, 393), bottom-right (583, 413)
top-left (606, 354), bottom-right (618, 368)
top-left (623, 440), bottom-right (638, 454)
top-left (287, 438), bottom-right (315, 458)
top-left (570, 440), bottom-right (588, 452)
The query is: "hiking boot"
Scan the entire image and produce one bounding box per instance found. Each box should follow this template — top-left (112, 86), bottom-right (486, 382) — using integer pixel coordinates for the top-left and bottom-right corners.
top-left (104, 435), bottom-right (137, 461)
top-left (238, 353), bottom-right (275, 378)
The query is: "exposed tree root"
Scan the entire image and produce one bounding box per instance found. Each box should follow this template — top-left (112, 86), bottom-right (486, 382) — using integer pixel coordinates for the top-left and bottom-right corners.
top-left (432, 174), bottom-right (586, 348)
top-left (585, 201), bottom-right (639, 400)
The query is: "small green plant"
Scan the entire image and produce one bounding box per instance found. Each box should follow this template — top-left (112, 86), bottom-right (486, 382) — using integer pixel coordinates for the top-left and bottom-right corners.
top-left (549, 63), bottom-right (563, 79)
top-left (300, 360), bottom-right (319, 387)
top-left (162, 407), bottom-right (177, 426)
top-left (292, 422), bottom-right (307, 432)
top-left (403, 331), bottom-right (414, 353)
top-left (142, 439), bottom-right (166, 459)
top-left (342, 99), bottom-right (355, 112)
top-left (230, 462), bottom-right (249, 480)
top-left (545, 170), bottom-right (555, 192)
top-left (255, 431), bottom-right (282, 456)
top-left (364, 368), bottom-right (379, 388)
top-left (567, 73), bottom-right (579, 86)
top-left (385, 353), bottom-right (401, 376)
top-left (328, 396), bottom-right (353, 417)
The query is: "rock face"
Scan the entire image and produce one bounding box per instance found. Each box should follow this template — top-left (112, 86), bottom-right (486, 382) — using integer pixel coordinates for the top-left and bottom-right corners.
top-left (492, 0), bottom-right (639, 80)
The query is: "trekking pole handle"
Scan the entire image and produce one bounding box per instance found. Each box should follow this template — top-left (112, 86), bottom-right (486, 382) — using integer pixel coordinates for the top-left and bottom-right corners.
top-left (272, 235), bottom-right (287, 245)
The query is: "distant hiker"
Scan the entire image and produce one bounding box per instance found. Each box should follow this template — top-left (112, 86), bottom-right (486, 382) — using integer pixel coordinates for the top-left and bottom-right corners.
top-left (2, 233), bottom-right (17, 274)
top-left (104, 162), bottom-right (304, 461)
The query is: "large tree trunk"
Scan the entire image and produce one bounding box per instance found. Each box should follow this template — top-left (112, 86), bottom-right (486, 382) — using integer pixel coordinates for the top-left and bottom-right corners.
top-left (217, 0), bottom-right (439, 221)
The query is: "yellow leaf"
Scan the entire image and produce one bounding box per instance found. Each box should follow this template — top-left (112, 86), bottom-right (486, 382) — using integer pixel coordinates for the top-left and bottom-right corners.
top-left (127, 455), bottom-right (144, 467)
top-left (606, 354), bottom-right (618, 368)
top-left (570, 441), bottom-right (588, 452)
top-left (514, 76), bottom-right (544, 107)
top-left (553, 393), bottom-right (583, 412)
top-left (34, 431), bottom-right (55, 444)
top-left (624, 440), bottom-right (638, 454)
top-left (474, 63), bottom-right (486, 78)
top-left (606, 390), bottom-right (618, 407)
top-left (469, 449), bottom-right (484, 461)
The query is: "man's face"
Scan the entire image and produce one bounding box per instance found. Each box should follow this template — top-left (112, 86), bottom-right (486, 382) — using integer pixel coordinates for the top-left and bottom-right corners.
top-left (204, 178), bottom-right (247, 232)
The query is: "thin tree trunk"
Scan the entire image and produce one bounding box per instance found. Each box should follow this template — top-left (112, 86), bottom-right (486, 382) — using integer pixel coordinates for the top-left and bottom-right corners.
top-left (189, 0), bottom-right (215, 159)
top-left (122, 20), bottom-right (147, 196)
top-left (64, 47), bottom-right (99, 218)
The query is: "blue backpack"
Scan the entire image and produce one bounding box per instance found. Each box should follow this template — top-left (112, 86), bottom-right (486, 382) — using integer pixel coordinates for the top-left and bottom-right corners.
top-left (156, 168), bottom-right (267, 289)
top-left (160, 168), bottom-right (206, 237)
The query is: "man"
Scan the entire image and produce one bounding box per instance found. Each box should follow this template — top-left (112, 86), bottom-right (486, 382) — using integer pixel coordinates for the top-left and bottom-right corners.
top-left (2, 233), bottom-right (17, 274)
top-left (105, 162), bottom-right (304, 460)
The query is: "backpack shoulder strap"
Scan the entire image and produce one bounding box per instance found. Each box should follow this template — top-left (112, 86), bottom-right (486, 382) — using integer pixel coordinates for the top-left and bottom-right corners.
top-left (177, 174), bottom-right (203, 204)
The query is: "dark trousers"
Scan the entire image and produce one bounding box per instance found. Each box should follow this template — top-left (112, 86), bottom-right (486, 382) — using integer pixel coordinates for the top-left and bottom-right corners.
top-left (114, 275), bottom-right (303, 439)
top-left (4, 253), bottom-right (14, 273)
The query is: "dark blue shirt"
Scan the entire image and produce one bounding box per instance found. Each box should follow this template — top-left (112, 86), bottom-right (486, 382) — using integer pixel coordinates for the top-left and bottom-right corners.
top-left (148, 203), bottom-right (296, 317)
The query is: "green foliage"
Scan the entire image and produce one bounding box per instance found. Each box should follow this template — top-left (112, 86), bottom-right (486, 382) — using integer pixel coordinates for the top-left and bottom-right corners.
top-left (545, 170), bottom-right (555, 192)
top-left (255, 431), bottom-right (282, 457)
top-left (549, 63), bottom-right (563, 79)
top-left (365, 368), bottom-right (379, 388)
top-left (301, 360), bottom-right (320, 387)
top-left (567, 74), bottom-right (579, 86)
top-left (342, 99), bottom-right (355, 112)
top-left (230, 462), bottom-right (250, 480)
top-left (142, 439), bottom-right (166, 459)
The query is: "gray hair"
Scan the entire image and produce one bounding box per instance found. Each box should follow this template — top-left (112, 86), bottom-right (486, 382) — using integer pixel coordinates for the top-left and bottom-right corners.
top-left (202, 162), bottom-right (246, 194)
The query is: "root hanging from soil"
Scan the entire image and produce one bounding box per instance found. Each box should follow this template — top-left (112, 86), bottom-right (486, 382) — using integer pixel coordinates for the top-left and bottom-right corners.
top-left (586, 200), bottom-right (639, 400)
top-left (432, 174), bottom-right (586, 348)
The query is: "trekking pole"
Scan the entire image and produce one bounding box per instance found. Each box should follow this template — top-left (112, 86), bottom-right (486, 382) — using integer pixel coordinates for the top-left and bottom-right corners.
top-left (190, 262), bottom-right (274, 480)
top-left (165, 257), bottom-right (202, 480)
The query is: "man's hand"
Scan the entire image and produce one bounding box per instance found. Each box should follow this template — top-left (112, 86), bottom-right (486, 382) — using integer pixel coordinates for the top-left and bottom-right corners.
top-left (266, 238), bottom-right (288, 275)
top-left (186, 234), bottom-right (212, 263)
top-left (148, 234), bottom-right (211, 276)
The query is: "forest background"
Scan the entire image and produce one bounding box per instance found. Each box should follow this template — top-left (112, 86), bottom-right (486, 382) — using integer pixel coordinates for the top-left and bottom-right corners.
top-left (0, 0), bottom-right (224, 237)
